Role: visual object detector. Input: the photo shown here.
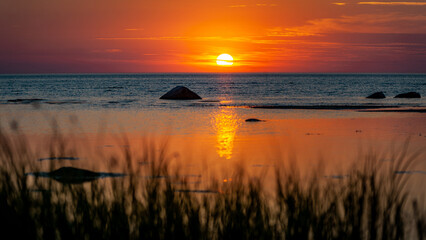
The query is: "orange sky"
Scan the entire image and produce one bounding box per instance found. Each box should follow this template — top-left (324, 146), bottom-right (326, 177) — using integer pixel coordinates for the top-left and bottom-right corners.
top-left (1, 0), bottom-right (425, 73)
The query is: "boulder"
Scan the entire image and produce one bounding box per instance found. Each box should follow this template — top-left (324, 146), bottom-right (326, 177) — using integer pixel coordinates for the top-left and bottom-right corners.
top-left (26, 167), bottom-right (126, 184)
top-left (245, 118), bottom-right (264, 122)
top-left (394, 92), bottom-right (421, 98)
top-left (366, 92), bottom-right (386, 99)
top-left (160, 86), bottom-right (202, 100)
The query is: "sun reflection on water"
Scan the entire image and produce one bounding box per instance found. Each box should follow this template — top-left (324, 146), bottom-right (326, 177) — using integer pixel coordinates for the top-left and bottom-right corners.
top-left (212, 108), bottom-right (240, 159)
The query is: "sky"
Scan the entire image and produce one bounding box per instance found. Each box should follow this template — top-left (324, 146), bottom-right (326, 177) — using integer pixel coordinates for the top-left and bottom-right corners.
top-left (1, 0), bottom-right (425, 73)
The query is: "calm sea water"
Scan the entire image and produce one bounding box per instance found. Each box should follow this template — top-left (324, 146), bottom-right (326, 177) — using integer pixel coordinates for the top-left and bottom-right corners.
top-left (1, 73), bottom-right (425, 134)
top-left (1, 73), bottom-right (425, 109)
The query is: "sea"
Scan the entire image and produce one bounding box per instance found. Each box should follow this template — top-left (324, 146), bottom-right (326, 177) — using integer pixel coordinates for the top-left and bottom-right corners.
top-left (1, 73), bottom-right (425, 134)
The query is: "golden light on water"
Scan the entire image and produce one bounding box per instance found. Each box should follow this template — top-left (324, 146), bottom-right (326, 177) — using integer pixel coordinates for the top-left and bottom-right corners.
top-left (216, 53), bottom-right (233, 66)
top-left (213, 108), bottom-right (240, 159)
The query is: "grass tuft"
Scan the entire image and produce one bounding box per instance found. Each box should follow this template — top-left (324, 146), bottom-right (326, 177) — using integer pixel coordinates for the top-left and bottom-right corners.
top-left (0, 125), bottom-right (425, 239)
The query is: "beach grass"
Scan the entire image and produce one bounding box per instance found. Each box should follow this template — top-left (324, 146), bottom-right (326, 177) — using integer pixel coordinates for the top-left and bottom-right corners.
top-left (0, 125), bottom-right (425, 240)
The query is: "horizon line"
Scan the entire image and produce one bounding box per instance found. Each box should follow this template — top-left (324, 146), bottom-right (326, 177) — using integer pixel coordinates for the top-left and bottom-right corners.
top-left (1, 72), bottom-right (426, 75)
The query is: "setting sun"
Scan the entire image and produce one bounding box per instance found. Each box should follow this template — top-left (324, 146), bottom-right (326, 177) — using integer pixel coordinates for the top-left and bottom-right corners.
top-left (216, 53), bottom-right (233, 66)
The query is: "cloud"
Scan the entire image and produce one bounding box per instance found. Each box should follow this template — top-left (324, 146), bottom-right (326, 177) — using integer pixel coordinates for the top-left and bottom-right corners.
top-left (358, 2), bottom-right (426, 5)
top-left (96, 36), bottom-right (254, 42)
top-left (105, 49), bottom-right (122, 53)
top-left (332, 3), bottom-right (347, 5)
top-left (91, 49), bottom-right (122, 53)
top-left (267, 27), bottom-right (319, 37)
top-left (96, 37), bottom-right (188, 41)
top-left (228, 5), bottom-right (247, 8)
top-left (256, 3), bottom-right (277, 7)
top-left (276, 13), bottom-right (426, 35)
top-left (228, 4), bottom-right (277, 8)
top-left (124, 28), bottom-right (143, 31)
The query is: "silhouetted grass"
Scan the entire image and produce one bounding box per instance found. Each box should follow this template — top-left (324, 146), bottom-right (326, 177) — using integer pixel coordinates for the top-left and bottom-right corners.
top-left (0, 124), bottom-right (425, 240)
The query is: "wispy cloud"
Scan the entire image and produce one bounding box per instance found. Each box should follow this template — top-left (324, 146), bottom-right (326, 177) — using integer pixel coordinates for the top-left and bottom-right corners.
top-left (358, 2), bottom-right (426, 5)
top-left (256, 3), bottom-right (277, 7)
top-left (267, 27), bottom-right (319, 37)
top-left (96, 37), bottom-right (187, 41)
top-left (92, 49), bottom-right (122, 53)
top-left (275, 13), bottom-right (426, 35)
top-left (124, 28), bottom-right (143, 31)
top-left (332, 2), bottom-right (347, 5)
top-left (228, 4), bottom-right (277, 8)
top-left (96, 36), bottom-right (257, 43)
top-left (228, 5), bottom-right (247, 8)
top-left (105, 49), bottom-right (122, 53)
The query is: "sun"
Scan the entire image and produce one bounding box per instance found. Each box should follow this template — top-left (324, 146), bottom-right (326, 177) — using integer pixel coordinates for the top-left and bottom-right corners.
top-left (216, 53), bottom-right (233, 66)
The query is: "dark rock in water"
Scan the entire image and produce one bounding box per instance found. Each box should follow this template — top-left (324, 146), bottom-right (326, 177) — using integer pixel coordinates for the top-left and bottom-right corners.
top-left (394, 92), bottom-right (421, 98)
top-left (7, 98), bottom-right (44, 104)
top-left (366, 92), bottom-right (385, 99)
top-left (160, 86), bottom-right (202, 100)
top-left (26, 167), bottom-right (126, 184)
top-left (245, 118), bottom-right (264, 122)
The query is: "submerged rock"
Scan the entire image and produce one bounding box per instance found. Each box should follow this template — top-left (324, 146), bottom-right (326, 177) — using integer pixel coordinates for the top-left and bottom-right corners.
top-left (394, 92), bottom-right (421, 98)
top-left (245, 118), bottom-right (265, 122)
top-left (366, 92), bottom-right (386, 99)
top-left (7, 98), bottom-right (44, 104)
top-left (160, 86), bottom-right (202, 100)
top-left (26, 167), bottom-right (126, 184)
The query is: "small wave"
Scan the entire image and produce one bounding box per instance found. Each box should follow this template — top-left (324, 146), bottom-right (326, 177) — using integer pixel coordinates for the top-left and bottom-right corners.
top-left (187, 102), bottom-right (217, 108)
top-left (107, 99), bottom-right (136, 104)
top-left (45, 100), bottom-right (86, 105)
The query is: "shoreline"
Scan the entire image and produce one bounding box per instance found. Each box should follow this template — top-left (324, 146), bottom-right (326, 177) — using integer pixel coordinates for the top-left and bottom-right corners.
top-left (224, 105), bottom-right (426, 112)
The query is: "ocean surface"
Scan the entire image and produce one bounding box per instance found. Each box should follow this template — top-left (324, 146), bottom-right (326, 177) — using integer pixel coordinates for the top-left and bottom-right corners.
top-left (1, 73), bottom-right (425, 134)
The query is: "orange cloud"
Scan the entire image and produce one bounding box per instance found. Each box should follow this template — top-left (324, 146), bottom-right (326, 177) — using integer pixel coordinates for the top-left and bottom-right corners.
top-left (280, 13), bottom-right (426, 35)
top-left (332, 3), bottom-right (347, 5)
top-left (256, 4), bottom-right (277, 7)
top-left (96, 37), bottom-right (188, 41)
top-left (267, 27), bottom-right (319, 37)
top-left (124, 28), bottom-right (143, 31)
top-left (228, 3), bottom-right (277, 8)
top-left (358, 2), bottom-right (426, 5)
top-left (92, 49), bottom-right (122, 53)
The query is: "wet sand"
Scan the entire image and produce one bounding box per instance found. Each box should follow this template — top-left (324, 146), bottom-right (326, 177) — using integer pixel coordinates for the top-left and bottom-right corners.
top-left (1, 104), bottom-right (425, 196)
top-left (4, 110), bottom-right (421, 190)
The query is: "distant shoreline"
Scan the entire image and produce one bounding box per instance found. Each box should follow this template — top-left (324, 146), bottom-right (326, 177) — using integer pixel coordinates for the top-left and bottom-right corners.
top-left (225, 105), bottom-right (426, 112)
